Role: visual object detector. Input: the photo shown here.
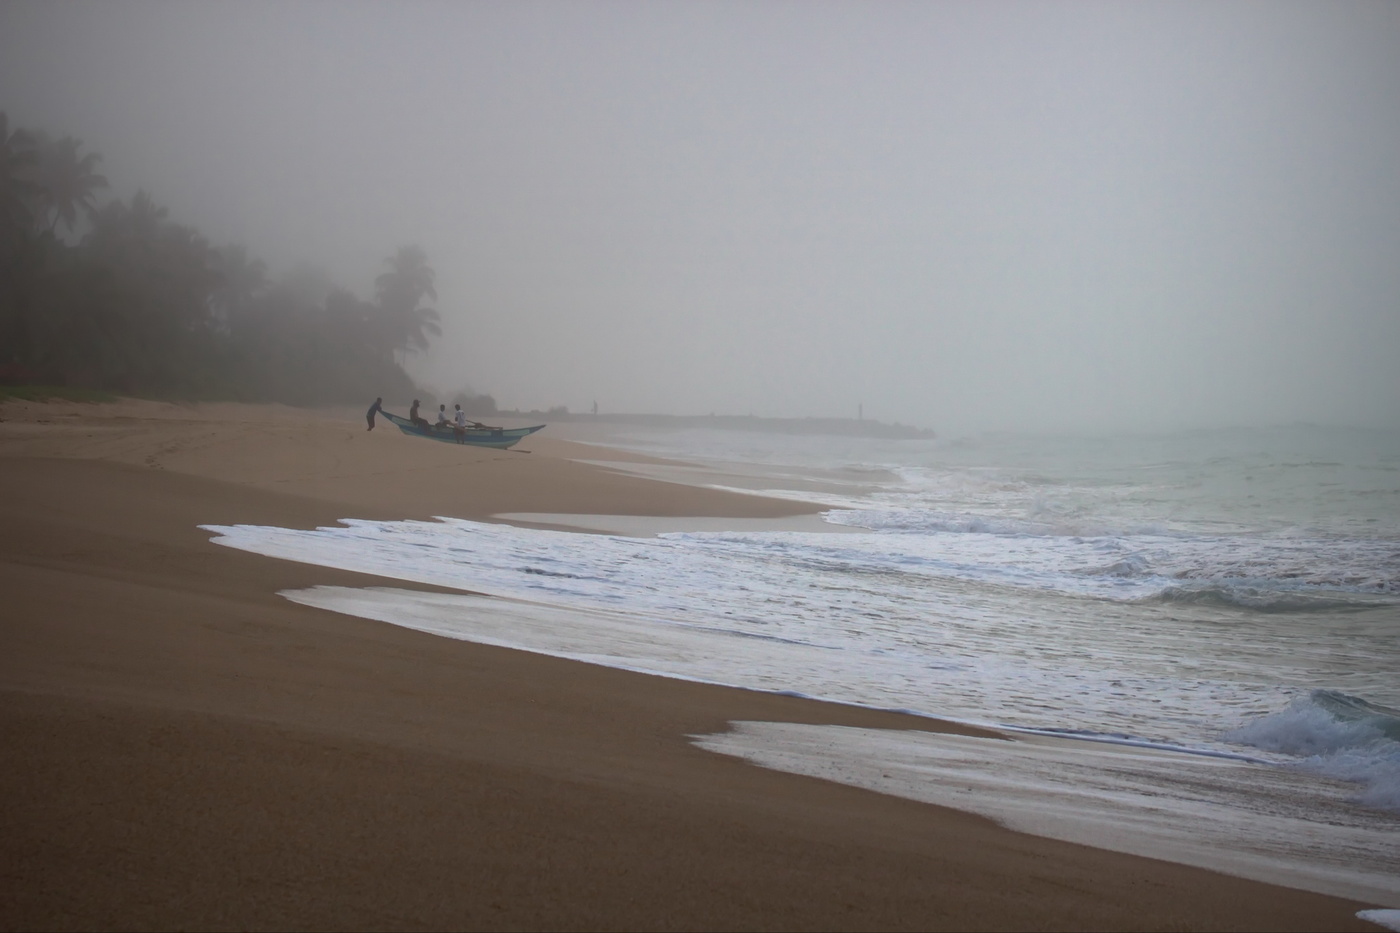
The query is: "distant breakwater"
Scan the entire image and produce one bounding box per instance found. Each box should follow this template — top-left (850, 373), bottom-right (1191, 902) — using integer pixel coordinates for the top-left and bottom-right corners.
top-left (497, 411), bottom-right (936, 440)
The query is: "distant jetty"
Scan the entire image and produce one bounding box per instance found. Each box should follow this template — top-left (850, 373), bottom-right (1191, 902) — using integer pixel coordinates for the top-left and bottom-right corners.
top-left (497, 410), bottom-right (936, 440)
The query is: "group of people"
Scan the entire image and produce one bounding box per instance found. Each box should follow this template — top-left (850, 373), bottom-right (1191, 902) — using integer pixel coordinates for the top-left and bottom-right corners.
top-left (366, 397), bottom-right (482, 435)
top-left (418, 399), bottom-right (482, 433)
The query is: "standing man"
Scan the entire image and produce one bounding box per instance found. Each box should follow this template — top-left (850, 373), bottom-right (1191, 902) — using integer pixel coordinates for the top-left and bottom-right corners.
top-left (366, 397), bottom-right (383, 431)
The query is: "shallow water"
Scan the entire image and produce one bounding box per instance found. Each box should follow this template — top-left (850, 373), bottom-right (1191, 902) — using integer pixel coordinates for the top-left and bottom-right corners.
top-left (203, 423), bottom-right (1400, 901)
top-left (695, 722), bottom-right (1400, 904)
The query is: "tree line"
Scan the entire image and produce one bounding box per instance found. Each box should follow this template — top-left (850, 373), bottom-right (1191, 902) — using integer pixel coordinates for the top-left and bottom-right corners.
top-left (0, 111), bottom-right (442, 405)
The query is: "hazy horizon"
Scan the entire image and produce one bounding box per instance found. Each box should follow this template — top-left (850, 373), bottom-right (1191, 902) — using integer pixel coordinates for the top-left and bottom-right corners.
top-left (3, 1), bottom-right (1398, 434)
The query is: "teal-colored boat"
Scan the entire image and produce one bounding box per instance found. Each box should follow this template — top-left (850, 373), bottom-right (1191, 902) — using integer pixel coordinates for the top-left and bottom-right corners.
top-left (383, 411), bottom-right (545, 449)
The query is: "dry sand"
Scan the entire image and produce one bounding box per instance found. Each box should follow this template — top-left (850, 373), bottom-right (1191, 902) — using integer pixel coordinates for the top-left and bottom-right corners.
top-left (0, 398), bottom-right (1381, 931)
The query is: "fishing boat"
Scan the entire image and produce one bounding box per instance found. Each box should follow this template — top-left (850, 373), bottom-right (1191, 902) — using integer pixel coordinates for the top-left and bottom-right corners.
top-left (382, 411), bottom-right (545, 449)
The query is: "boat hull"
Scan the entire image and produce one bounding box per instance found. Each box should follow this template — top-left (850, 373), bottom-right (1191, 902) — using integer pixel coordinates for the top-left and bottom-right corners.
top-left (383, 412), bottom-right (544, 449)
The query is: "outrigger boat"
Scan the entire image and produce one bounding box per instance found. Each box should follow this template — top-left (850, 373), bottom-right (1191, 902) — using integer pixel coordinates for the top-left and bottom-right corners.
top-left (383, 411), bottom-right (545, 450)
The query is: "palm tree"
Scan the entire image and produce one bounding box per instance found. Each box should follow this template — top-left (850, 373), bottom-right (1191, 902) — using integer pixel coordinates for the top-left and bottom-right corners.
top-left (87, 189), bottom-right (168, 249)
top-left (377, 244), bottom-right (437, 306)
top-left (127, 189), bottom-right (169, 240)
top-left (0, 113), bottom-right (43, 369)
top-left (81, 190), bottom-right (222, 389)
top-left (374, 245), bottom-right (442, 363)
top-left (38, 136), bottom-right (108, 236)
top-left (0, 112), bottom-right (40, 236)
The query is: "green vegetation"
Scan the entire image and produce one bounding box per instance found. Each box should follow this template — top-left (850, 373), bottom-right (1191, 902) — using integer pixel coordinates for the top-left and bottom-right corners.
top-left (0, 112), bottom-right (440, 404)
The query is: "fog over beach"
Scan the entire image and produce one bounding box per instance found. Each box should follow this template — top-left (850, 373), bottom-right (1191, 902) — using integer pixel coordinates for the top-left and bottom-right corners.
top-left (4, 3), bottom-right (1400, 931)
top-left (3, 0), bottom-right (1398, 431)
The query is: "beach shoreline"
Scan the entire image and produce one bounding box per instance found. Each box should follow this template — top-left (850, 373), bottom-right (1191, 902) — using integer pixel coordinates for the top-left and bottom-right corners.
top-left (0, 398), bottom-right (1383, 931)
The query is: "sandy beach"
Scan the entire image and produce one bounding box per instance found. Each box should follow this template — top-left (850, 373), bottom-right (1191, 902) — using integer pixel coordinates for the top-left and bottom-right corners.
top-left (0, 398), bottom-right (1381, 931)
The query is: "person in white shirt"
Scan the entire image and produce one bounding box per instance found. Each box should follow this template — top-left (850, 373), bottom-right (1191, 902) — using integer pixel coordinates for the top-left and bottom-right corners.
top-left (435, 404), bottom-right (449, 429)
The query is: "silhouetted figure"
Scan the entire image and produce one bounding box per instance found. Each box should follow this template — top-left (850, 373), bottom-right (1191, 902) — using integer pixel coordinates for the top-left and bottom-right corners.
top-left (366, 397), bottom-right (383, 431)
top-left (409, 399), bottom-right (429, 429)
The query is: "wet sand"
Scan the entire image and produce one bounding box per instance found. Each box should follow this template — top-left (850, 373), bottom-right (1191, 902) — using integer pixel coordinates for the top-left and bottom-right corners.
top-left (0, 398), bottom-right (1381, 930)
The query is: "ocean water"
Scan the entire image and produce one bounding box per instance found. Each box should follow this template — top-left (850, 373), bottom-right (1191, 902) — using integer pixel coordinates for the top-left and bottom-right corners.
top-left (203, 423), bottom-right (1400, 903)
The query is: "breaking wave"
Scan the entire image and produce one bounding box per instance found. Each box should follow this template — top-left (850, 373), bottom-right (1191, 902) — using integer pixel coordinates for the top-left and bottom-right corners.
top-left (1224, 691), bottom-right (1400, 811)
top-left (1144, 585), bottom-right (1384, 613)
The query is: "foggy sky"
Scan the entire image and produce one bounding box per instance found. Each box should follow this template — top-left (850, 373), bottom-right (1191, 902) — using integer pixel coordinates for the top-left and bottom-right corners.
top-left (3, 0), bottom-right (1398, 432)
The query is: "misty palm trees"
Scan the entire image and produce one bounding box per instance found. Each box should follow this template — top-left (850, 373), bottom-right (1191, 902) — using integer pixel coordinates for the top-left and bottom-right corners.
top-left (0, 113), bottom-right (43, 370)
top-left (374, 245), bottom-right (442, 365)
top-left (38, 137), bottom-right (108, 236)
top-left (72, 189), bottom-right (221, 389)
top-left (2, 110), bottom-right (445, 403)
top-left (0, 121), bottom-right (108, 241)
top-left (0, 112), bottom-right (40, 237)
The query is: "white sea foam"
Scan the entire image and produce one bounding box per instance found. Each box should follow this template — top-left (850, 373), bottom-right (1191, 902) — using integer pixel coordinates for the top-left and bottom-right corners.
top-left (694, 723), bottom-right (1400, 905)
top-left (200, 424), bottom-right (1400, 902)
top-left (1359, 909), bottom-right (1400, 932)
top-left (821, 507), bottom-right (1400, 600)
top-left (207, 515), bottom-right (1392, 757)
top-left (205, 515), bottom-right (1398, 822)
top-left (259, 578), bottom-right (1400, 906)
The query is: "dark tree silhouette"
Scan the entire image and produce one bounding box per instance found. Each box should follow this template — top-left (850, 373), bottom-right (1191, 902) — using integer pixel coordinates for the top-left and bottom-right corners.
top-left (37, 136), bottom-right (108, 236)
top-left (0, 112), bottom-right (41, 237)
top-left (374, 245), bottom-right (442, 364)
top-left (210, 244), bottom-right (268, 336)
top-left (1, 113), bottom-right (450, 404)
top-left (0, 113), bottom-right (44, 372)
top-left (69, 190), bottom-right (221, 390)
